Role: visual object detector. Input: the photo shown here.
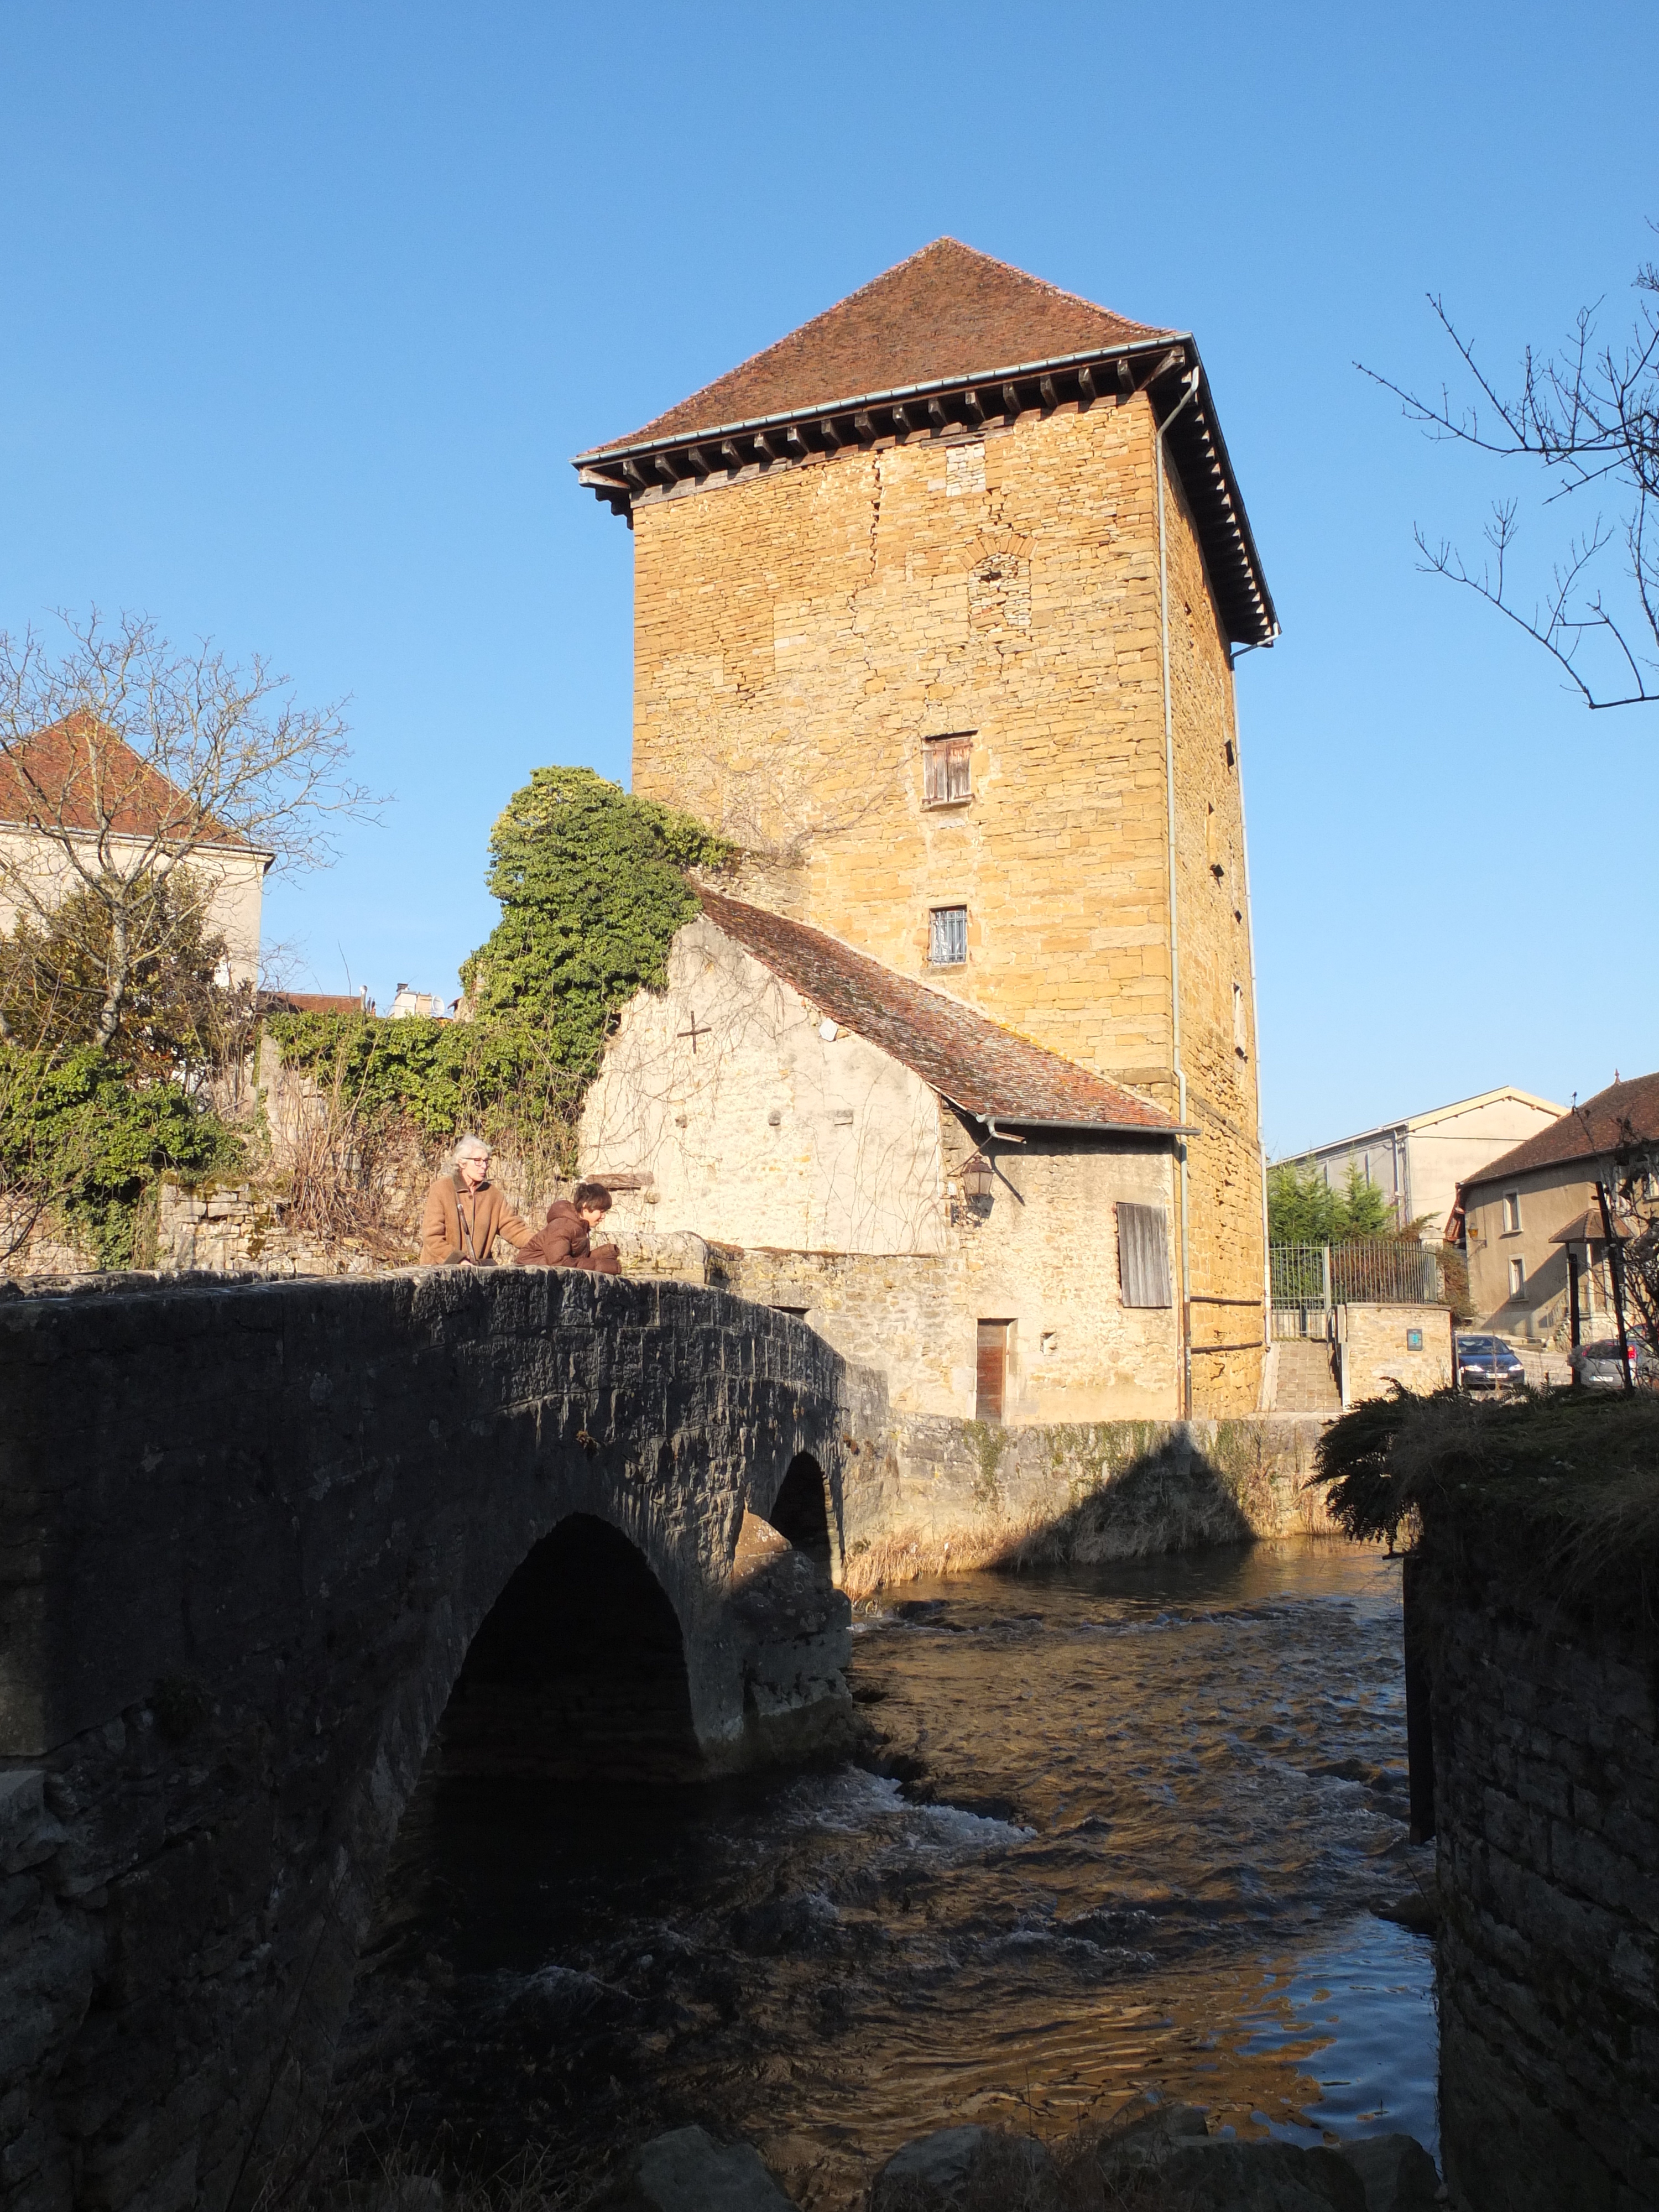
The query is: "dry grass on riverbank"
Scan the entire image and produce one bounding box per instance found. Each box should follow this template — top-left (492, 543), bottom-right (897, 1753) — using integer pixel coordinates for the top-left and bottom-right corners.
top-left (1318, 1384), bottom-right (1659, 1611)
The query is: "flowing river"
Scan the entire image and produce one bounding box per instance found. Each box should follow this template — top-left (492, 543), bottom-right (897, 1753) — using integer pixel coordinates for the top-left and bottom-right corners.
top-left (334, 1537), bottom-right (1436, 2208)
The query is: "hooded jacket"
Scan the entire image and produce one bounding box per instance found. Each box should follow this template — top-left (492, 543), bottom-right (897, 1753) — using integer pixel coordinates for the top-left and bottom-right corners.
top-left (514, 1199), bottom-right (620, 1273)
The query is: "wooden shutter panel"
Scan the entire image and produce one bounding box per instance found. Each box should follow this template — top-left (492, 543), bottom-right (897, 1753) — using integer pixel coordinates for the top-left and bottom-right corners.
top-left (975, 1319), bottom-right (1008, 1422)
top-left (1118, 1203), bottom-right (1173, 1308)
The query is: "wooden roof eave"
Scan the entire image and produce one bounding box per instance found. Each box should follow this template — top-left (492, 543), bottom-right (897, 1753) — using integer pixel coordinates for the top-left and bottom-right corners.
top-left (572, 334), bottom-right (1278, 649)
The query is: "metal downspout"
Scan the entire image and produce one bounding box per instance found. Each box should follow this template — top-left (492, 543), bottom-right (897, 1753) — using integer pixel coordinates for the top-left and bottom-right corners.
top-left (1156, 369), bottom-right (1201, 1417)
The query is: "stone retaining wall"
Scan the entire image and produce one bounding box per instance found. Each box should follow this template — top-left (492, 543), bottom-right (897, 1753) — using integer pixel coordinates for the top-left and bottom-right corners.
top-left (837, 1410), bottom-right (1333, 1594)
top-left (1408, 1516), bottom-right (1659, 2212)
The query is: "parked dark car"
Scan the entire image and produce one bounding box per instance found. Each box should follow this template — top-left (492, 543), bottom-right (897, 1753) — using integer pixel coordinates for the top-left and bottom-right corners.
top-left (1568, 1337), bottom-right (1657, 1389)
top-left (1455, 1333), bottom-right (1526, 1391)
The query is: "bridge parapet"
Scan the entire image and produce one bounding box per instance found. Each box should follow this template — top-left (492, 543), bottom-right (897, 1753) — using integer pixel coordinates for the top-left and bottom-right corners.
top-left (0, 1269), bottom-right (871, 2212)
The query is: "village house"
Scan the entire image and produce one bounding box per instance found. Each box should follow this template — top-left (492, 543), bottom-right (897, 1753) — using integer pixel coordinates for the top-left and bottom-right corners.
top-left (0, 712), bottom-right (270, 983)
top-left (573, 239), bottom-right (1277, 1418)
top-left (1277, 1086), bottom-right (1566, 1241)
top-left (582, 891), bottom-right (1183, 1421)
top-left (1459, 1073), bottom-right (1659, 1343)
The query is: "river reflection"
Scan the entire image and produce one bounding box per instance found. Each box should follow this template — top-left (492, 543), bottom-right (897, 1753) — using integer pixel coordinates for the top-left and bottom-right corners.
top-left (336, 1538), bottom-right (1435, 2208)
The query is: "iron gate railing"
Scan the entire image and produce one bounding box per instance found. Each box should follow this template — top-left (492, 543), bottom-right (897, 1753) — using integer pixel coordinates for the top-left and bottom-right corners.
top-left (1270, 1240), bottom-right (1444, 1339)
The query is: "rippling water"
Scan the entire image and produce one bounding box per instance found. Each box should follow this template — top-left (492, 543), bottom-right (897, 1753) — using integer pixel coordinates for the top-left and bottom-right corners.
top-left (336, 1538), bottom-right (1436, 2207)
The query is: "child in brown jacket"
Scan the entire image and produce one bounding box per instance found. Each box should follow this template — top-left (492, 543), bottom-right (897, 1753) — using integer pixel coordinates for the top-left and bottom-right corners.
top-left (515, 1182), bottom-right (621, 1273)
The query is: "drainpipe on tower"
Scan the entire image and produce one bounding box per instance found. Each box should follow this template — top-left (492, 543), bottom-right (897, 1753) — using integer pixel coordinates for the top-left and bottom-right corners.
top-left (1156, 367), bottom-right (1201, 1417)
top-left (1226, 643), bottom-right (1271, 1406)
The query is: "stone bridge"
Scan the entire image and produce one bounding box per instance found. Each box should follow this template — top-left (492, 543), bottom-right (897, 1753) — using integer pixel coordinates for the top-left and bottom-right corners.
top-left (0, 1269), bottom-right (875, 2212)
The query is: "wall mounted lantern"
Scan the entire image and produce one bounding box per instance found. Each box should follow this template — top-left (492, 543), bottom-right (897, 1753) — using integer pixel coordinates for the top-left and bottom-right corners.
top-left (961, 1154), bottom-right (996, 1201)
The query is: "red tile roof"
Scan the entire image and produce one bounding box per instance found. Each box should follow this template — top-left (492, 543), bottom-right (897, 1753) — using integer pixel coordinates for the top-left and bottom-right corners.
top-left (257, 990), bottom-right (373, 1018)
top-left (1463, 1073), bottom-right (1659, 1190)
top-left (573, 240), bottom-right (1277, 650)
top-left (0, 713), bottom-right (249, 848)
top-left (587, 238), bottom-right (1174, 453)
top-left (698, 888), bottom-right (1176, 1134)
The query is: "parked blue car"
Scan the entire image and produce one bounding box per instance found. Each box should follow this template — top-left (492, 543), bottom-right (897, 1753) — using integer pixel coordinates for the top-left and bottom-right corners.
top-left (1454, 1334), bottom-right (1526, 1392)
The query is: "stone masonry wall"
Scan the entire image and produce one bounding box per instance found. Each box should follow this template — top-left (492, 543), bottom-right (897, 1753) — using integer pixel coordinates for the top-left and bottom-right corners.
top-left (1165, 463), bottom-right (1265, 1417)
top-left (628, 394), bottom-right (1264, 1418)
top-left (837, 1410), bottom-right (1332, 1593)
top-left (1411, 1520), bottom-right (1659, 2212)
top-left (1339, 1302), bottom-right (1455, 1402)
top-left (0, 1270), bottom-right (861, 2212)
top-left (632, 397), bottom-right (1175, 1086)
top-left (711, 1139), bottom-right (1181, 1422)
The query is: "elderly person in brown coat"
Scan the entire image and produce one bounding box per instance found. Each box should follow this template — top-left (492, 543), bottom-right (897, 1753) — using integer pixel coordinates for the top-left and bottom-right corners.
top-left (419, 1136), bottom-right (533, 1266)
top-left (515, 1181), bottom-right (621, 1274)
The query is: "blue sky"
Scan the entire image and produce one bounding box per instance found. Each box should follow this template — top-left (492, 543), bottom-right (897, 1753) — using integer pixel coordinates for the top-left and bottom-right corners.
top-left (2, 2), bottom-right (1655, 1152)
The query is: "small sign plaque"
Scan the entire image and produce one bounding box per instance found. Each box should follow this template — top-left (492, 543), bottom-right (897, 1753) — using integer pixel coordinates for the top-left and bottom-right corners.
top-left (1406, 1328), bottom-right (1423, 1350)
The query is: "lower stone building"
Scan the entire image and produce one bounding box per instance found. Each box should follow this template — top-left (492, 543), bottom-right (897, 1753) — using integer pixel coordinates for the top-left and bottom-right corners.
top-left (581, 889), bottom-right (1197, 1422)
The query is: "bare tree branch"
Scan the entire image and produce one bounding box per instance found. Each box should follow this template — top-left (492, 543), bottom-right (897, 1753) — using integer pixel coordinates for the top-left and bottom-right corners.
top-left (1358, 246), bottom-right (1659, 708)
top-left (0, 609), bottom-right (388, 1047)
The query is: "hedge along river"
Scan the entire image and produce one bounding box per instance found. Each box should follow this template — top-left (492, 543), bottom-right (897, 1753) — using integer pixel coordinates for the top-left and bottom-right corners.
top-left (333, 1537), bottom-right (1436, 2210)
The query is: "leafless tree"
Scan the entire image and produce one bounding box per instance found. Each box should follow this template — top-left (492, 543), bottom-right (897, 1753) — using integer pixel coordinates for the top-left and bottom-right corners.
top-left (0, 609), bottom-right (383, 1052)
top-left (1360, 242), bottom-right (1659, 709)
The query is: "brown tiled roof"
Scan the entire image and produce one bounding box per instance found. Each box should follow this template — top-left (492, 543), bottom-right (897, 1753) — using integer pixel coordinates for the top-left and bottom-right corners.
top-left (587, 238), bottom-right (1173, 453)
top-left (698, 888), bottom-right (1176, 1134)
top-left (1463, 1073), bottom-right (1659, 1191)
top-left (0, 713), bottom-right (249, 847)
top-left (257, 990), bottom-right (372, 1018)
top-left (1548, 1209), bottom-right (1634, 1246)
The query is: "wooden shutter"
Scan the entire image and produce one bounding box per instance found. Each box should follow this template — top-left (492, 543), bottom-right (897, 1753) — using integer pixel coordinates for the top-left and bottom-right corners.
top-left (975, 1319), bottom-right (1008, 1422)
top-left (1118, 1203), bottom-right (1173, 1308)
top-left (924, 734), bottom-right (972, 804)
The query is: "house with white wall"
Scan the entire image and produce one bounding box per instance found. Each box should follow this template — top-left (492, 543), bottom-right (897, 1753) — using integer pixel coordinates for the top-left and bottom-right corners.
top-left (1275, 1087), bottom-right (1566, 1241)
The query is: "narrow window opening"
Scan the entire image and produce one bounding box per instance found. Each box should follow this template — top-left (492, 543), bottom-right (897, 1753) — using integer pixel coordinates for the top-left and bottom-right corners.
top-left (1233, 983), bottom-right (1248, 1058)
top-left (1501, 1190), bottom-right (1522, 1233)
top-left (929, 905), bottom-right (968, 966)
top-left (924, 734), bottom-right (973, 806)
top-left (1508, 1256), bottom-right (1527, 1300)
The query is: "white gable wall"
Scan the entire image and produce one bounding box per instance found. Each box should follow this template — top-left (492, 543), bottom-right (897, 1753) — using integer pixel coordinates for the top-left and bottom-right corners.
top-left (580, 916), bottom-right (950, 1255)
top-left (580, 917), bottom-right (1183, 1421)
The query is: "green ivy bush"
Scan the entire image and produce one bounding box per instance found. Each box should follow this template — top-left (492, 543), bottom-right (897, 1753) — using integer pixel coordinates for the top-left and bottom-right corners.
top-left (266, 768), bottom-right (732, 1168)
top-left (0, 1044), bottom-right (243, 1268)
top-left (459, 765), bottom-right (733, 1068)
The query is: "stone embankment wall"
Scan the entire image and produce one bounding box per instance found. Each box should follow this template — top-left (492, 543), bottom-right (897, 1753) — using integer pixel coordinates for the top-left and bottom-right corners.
top-left (839, 1410), bottom-right (1332, 1593)
top-left (1408, 1514), bottom-right (1659, 2212)
top-left (0, 1270), bottom-right (860, 2212)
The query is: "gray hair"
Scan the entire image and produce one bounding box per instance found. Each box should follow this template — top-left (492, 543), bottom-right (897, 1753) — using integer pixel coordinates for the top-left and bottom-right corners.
top-left (453, 1134), bottom-right (491, 1164)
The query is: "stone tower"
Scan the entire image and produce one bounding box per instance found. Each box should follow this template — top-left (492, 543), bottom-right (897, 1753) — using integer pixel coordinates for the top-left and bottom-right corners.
top-left (574, 239), bottom-right (1277, 1413)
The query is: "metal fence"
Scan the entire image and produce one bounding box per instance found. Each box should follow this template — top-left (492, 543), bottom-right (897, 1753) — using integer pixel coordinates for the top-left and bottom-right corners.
top-left (1270, 1240), bottom-right (1444, 1339)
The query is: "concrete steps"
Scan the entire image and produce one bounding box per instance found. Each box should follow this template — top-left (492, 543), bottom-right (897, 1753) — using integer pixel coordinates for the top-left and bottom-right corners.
top-left (1274, 1338), bottom-right (1342, 1414)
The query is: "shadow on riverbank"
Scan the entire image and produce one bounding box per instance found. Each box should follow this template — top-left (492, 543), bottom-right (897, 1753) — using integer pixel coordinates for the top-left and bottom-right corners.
top-left (843, 1417), bottom-right (1338, 1598)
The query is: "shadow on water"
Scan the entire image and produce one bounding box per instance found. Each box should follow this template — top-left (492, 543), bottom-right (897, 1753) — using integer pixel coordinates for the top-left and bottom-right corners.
top-left (332, 1538), bottom-right (1434, 2211)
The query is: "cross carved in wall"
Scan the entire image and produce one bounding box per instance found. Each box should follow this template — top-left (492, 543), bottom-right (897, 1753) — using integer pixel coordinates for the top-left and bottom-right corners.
top-left (677, 1011), bottom-right (710, 1053)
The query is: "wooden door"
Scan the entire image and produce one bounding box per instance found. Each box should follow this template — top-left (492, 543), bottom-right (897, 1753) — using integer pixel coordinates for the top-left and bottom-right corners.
top-left (975, 1319), bottom-right (1009, 1423)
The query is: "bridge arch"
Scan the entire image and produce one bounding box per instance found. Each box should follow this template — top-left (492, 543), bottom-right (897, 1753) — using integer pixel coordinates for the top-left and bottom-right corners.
top-left (435, 1512), bottom-right (703, 1785)
top-left (768, 1450), bottom-right (836, 1582)
top-left (1, 1269), bottom-right (879, 2212)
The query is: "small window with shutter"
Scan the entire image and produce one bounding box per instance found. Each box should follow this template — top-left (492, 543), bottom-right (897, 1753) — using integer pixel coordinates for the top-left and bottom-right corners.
top-left (1118, 1202), bottom-right (1173, 1307)
top-left (923, 733), bottom-right (972, 806)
